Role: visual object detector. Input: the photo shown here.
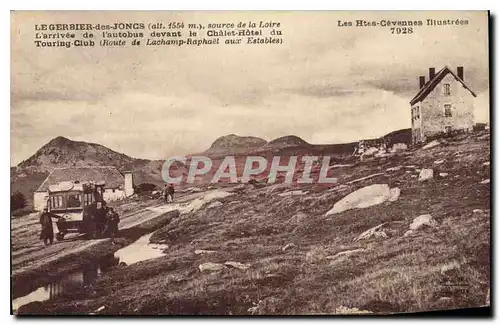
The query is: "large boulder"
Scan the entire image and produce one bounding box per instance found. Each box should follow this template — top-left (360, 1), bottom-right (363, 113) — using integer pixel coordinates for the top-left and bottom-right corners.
top-left (418, 169), bottom-right (434, 182)
top-left (409, 214), bottom-right (437, 230)
top-left (325, 184), bottom-right (400, 216)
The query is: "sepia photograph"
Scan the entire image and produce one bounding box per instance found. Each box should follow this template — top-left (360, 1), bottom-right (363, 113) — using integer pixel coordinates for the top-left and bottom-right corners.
top-left (10, 10), bottom-right (490, 315)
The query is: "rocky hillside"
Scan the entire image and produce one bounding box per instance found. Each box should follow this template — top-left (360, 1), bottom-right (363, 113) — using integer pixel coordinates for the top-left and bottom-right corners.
top-left (19, 130), bottom-right (490, 315)
top-left (17, 136), bottom-right (148, 173)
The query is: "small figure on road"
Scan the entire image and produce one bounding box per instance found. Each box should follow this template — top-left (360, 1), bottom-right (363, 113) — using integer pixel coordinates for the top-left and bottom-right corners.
top-left (167, 183), bottom-right (175, 202)
top-left (105, 207), bottom-right (120, 245)
top-left (163, 184), bottom-right (168, 203)
top-left (39, 207), bottom-right (54, 245)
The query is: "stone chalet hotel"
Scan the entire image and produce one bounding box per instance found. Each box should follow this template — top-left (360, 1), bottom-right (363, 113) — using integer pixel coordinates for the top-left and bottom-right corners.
top-left (410, 66), bottom-right (477, 145)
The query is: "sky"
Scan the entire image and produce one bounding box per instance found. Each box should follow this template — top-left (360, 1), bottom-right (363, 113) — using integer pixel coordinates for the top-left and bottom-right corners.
top-left (11, 11), bottom-right (490, 166)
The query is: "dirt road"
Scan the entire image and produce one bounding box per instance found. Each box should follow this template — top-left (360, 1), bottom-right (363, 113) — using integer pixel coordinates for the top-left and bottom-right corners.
top-left (12, 208), bottom-right (162, 275)
top-left (11, 188), bottom-right (234, 301)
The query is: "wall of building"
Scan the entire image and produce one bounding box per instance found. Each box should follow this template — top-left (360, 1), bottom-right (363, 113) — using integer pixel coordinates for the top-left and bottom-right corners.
top-left (124, 172), bottom-right (134, 197)
top-left (34, 191), bottom-right (49, 211)
top-left (103, 188), bottom-right (126, 201)
top-left (411, 102), bottom-right (423, 144)
top-left (420, 73), bottom-right (475, 141)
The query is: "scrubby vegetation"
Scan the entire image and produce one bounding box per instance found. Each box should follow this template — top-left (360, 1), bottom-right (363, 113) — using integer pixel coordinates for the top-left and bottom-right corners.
top-left (17, 131), bottom-right (490, 315)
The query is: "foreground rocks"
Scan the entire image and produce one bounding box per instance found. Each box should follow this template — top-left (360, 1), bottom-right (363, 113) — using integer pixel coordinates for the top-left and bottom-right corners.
top-left (194, 249), bottom-right (217, 255)
top-left (354, 223), bottom-right (388, 242)
top-left (335, 306), bottom-right (372, 314)
top-left (422, 140), bottom-right (440, 150)
top-left (326, 248), bottom-right (366, 261)
top-left (198, 262), bottom-right (225, 272)
top-left (286, 212), bottom-right (308, 224)
top-left (207, 201), bottom-right (223, 209)
top-left (418, 169), bottom-right (433, 182)
top-left (198, 261), bottom-right (251, 272)
top-left (282, 243), bottom-right (296, 252)
top-left (409, 214), bottom-right (437, 230)
top-left (224, 261), bottom-right (251, 270)
top-left (326, 184), bottom-right (400, 216)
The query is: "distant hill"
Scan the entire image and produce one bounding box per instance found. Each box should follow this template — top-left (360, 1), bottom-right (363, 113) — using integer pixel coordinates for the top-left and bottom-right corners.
top-left (204, 134), bottom-right (267, 156)
top-left (260, 135), bottom-right (311, 151)
top-left (381, 128), bottom-right (412, 147)
top-left (17, 136), bottom-right (150, 173)
top-left (202, 130), bottom-right (413, 157)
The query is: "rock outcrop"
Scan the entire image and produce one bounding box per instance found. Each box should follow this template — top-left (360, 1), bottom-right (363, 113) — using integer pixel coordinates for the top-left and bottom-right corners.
top-left (326, 184), bottom-right (400, 215)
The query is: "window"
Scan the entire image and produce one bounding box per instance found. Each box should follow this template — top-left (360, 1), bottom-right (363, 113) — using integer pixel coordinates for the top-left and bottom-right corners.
top-left (412, 106), bottom-right (420, 121)
top-left (83, 193), bottom-right (95, 206)
top-left (50, 195), bottom-right (64, 209)
top-left (444, 104), bottom-right (452, 117)
top-left (443, 83), bottom-right (451, 95)
top-left (67, 194), bottom-right (82, 208)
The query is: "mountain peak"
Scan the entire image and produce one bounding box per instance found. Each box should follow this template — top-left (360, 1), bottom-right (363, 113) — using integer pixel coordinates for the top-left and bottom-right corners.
top-left (263, 135), bottom-right (310, 150)
top-left (47, 136), bottom-right (73, 146)
top-left (207, 134), bottom-right (267, 152)
top-left (17, 136), bottom-right (137, 173)
top-left (202, 134), bottom-right (267, 156)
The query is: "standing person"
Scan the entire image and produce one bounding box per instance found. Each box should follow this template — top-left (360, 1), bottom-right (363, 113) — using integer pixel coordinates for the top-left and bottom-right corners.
top-left (39, 207), bottom-right (54, 245)
top-left (167, 183), bottom-right (175, 202)
top-left (105, 207), bottom-right (120, 245)
top-left (163, 184), bottom-right (168, 203)
top-left (94, 201), bottom-right (108, 238)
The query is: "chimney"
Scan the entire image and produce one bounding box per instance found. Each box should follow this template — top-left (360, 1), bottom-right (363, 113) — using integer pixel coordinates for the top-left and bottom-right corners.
top-left (419, 76), bottom-right (426, 89)
top-left (124, 171), bottom-right (134, 197)
top-left (457, 66), bottom-right (464, 81)
top-left (429, 67), bottom-right (436, 80)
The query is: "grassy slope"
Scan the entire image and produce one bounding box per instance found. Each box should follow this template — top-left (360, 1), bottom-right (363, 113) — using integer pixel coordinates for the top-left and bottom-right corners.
top-left (18, 132), bottom-right (490, 315)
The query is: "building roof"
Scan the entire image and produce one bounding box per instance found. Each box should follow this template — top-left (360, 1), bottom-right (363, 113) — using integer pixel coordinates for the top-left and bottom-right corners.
top-left (36, 166), bottom-right (124, 192)
top-left (410, 66), bottom-right (477, 105)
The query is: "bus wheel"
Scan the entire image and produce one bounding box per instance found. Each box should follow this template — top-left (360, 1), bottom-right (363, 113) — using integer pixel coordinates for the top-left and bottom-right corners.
top-left (56, 232), bottom-right (65, 241)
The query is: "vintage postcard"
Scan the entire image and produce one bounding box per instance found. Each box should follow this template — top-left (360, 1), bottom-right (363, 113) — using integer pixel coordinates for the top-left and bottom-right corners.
top-left (10, 11), bottom-right (490, 315)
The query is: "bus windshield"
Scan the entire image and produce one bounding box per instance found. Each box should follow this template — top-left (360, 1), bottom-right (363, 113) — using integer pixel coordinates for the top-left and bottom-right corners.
top-left (66, 194), bottom-right (82, 208)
